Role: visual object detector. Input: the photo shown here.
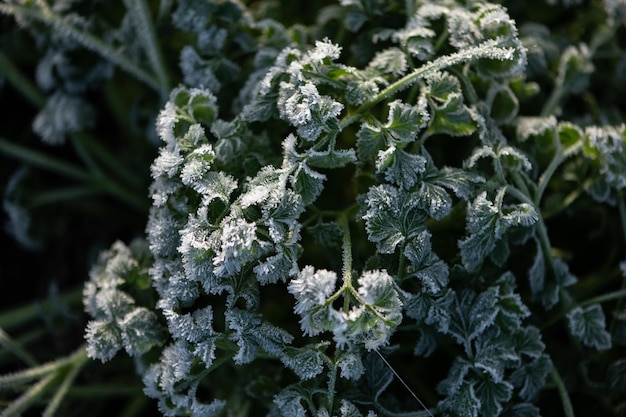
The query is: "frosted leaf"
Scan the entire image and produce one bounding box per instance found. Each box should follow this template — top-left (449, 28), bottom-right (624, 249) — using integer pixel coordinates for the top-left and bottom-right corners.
top-left (119, 307), bottom-right (164, 356)
top-left (515, 116), bottom-right (557, 142)
top-left (213, 217), bottom-right (266, 278)
top-left (240, 165), bottom-right (288, 208)
top-left (337, 270), bottom-right (402, 350)
top-left (254, 246), bottom-right (300, 284)
top-left (85, 320), bottom-right (123, 362)
top-left (288, 266), bottom-right (338, 336)
top-left (158, 341), bottom-right (195, 390)
top-left (357, 99), bottom-right (429, 161)
top-left (447, 288), bottom-right (499, 350)
top-left (585, 125), bottom-right (626, 192)
top-left (306, 147), bottom-right (357, 169)
top-left (473, 378), bottom-right (513, 417)
top-left (392, 13), bottom-right (436, 60)
top-left (376, 147), bottom-right (427, 190)
top-left (180, 144), bottom-right (215, 186)
top-left (362, 184), bottom-right (428, 254)
top-left (339, 399), bottom-right (366, 417)
top-left (424, 71), bottom-right (476, 136)
top-left (261, 189), bottom-right (304, 244)
top-left (368, 48), bottom-right (409, 76)
top-left (278, 81), bottom-right (343, 142)
top-left (403, 288), bottom-right (454, 333)
top-left (510, 354), bottom-right (552, 401)
top-left (337, 351), bottom-right (365, 381)
top-left (2, 168), bottom-right (40, 250)
top-left (567, 304), bottom-right (612, 350)
top-left (226, 309), bottom-right (293, 364)
top-left (459, 189), bottom-right (538, 272)
top-left (403, 231), bottom-right (449, 294)
top-left (196, 26), bottom-right (228, 54)
top-left (274, 388), bottom-right (308, 417)
top-left (151, 148), bottom-right (184, 179)
top-left (280, 346), bottom-right (325, 380)
top-left (438, 381), bottom-right (480, 417)
top-left (556, 44), bottom-right (594, 94)
top-left (357, 270), bottom-right (401, 311)
top-left (308, 38), bottom-right (342, 63)
top-left (194, 172), bottom-right (238, 205)
top-left (33, 92), bottom-right (95, 145)
top-left (179, 45), bottom-right (221, 91)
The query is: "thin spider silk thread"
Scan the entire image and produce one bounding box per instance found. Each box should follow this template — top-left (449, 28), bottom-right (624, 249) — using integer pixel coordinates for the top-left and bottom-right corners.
top-left (375, 349), bottom-right (435, 417)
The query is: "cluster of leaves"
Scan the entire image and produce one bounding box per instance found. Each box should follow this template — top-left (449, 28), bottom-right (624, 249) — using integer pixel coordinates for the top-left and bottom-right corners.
top-left (2, 0), bottom-right (626, 417)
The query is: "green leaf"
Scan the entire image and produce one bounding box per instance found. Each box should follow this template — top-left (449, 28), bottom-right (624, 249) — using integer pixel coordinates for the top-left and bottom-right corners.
top-left (512, 326), bottom-right (546, 359)
top-left (447, 289), bottom-right (499, 350)
top-left (306, 146), bottom-right (357, 169)
top-left (515, 116), bottom-right (557, 143)
top-left (607, 359), bottom-right (626, 394)
top-left (367, 47), bottom-right (409, 76)
top-left (487, 83), bottom-right (519, 125)
top-left (361, 184), bottom-right (428, 254)
top-left (356, 99), bottom-right (428, 161)
top-left (459, 188), bottom-right (537, 272)
top-left (274, 387), bottom-right (309, 417)
top-left (438, 381), bottom-right (480, 417)
top-left (292, 162), bottom-right (326, 205)
top-left (280, 345), bottom-right (325, 380)
top-left (510, 354), bottom-right (552, 401)
top-left (425, 71), bottom-right (477, 136)
top-left (403, 230), bottom-right (449, 294)
top-left (338, 270), bottom-right (402, 350)
top-left (567, 304), bottom-right (612, 350)
top-left (376, 147), bottom-right (427, 190)
top-left (473, 377), bottom-right (513, 417)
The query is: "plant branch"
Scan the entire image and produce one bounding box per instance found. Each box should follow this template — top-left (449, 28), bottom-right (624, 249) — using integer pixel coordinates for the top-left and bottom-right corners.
top-left (551, 366), bottom-right (575, 417)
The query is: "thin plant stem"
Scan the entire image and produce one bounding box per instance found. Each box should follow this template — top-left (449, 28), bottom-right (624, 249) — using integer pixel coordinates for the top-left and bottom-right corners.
top-left (1, 372), bottom-right (59, 417)
top-left (550, 367), bottom-right (575, 417)
top-left (0, 137), bottom-right (148, 211)
top-left (0, 329), bottom-right (38, 367)
top-left (357, 39), bottom-right (515, 113)
top-left (122, 0), bottom-right (170, 98)
top-left (0, 52), bottom-right (46, 108)
top-left (42, 348), bottom-right (88, 417)
top-left (0, 287), bottom-right (83, 332)
top-left (0, 137), bottom-right (93, 183)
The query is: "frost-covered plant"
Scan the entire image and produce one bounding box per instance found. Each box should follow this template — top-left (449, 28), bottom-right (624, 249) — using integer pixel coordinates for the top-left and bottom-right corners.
top-left (2, 0), bottom-right (626, 417)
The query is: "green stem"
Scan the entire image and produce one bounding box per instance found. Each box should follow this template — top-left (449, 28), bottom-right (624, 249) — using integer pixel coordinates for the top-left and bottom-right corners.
top-left (338, 214), bottom-right (353, 287)
top-left (122, 0), bottom-right (170, 98)
top-left (578, 289), bottom-right (626, 309)
top-left (0, 328), bottom-right (38, 367)
top-left (506, 185), bottom-right (556, 274)
top-left (0, 137), bottom-right (148, 211)
top-left (0, 346), bottom-right (86, 388)
top-left (0, 52), bottom-right (46, 108)
top-left (1, 372), bottom-right (59, 417)
top-left (618, 193), bottom-right (626, 244)
top-left (0, 287), bottom-right (83, 332)
top-left (0, 137), bottom-right (93, 182)
top-left (542, 288), bottom-right (626, 330)
top-left (0, 3), bottom-right (161, 93)
top-left (356, 39), bottom-right (514, 114)
top-left (550, 366), bottom-right (575, 417)
top-left (42, 348), bottom-right (88, 417)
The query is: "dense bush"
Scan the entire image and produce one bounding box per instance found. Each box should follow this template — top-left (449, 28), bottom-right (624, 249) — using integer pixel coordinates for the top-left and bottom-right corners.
top-left (1, 1), bottom-right (625, 416)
